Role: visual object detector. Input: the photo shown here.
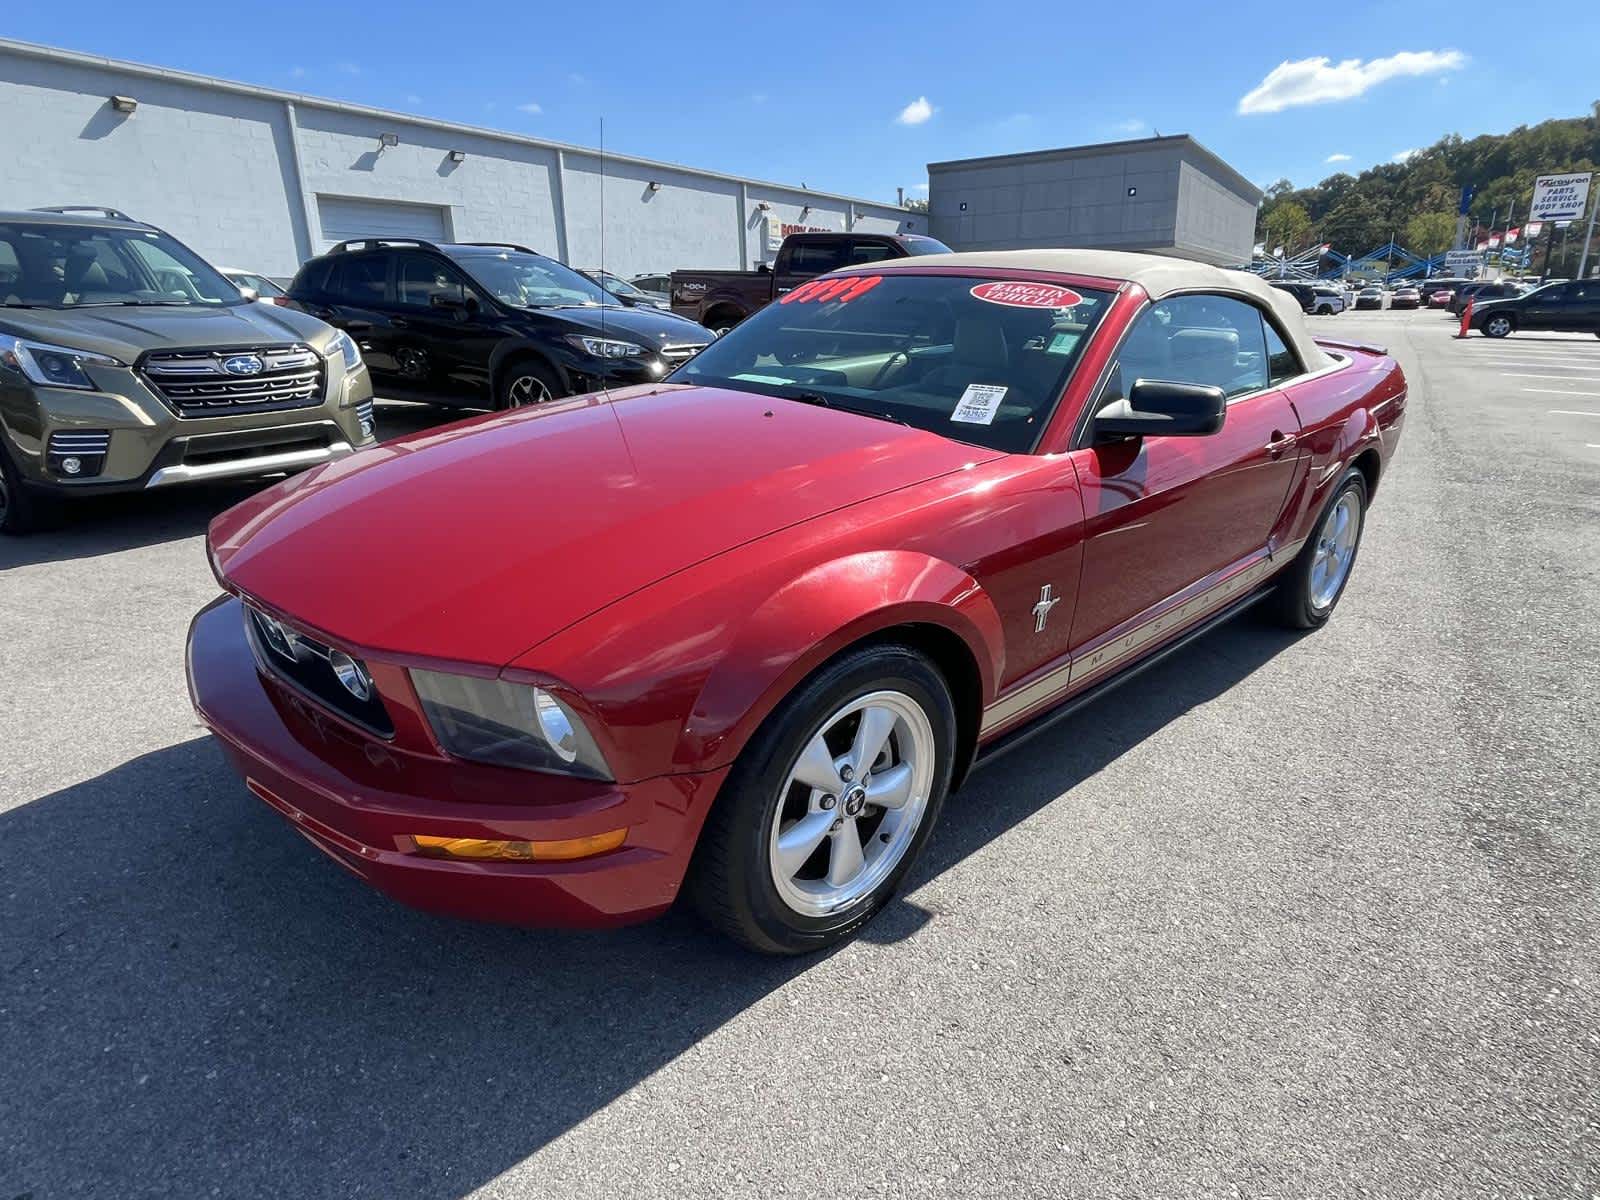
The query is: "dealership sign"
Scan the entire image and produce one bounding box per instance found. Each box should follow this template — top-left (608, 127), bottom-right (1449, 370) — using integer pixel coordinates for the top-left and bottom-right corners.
top-left (765, 215), bottom-right (838, 252)
top-left (1529, 172), bottom-right (1591, 223)
top-left (1444, 250), bottom-right (1484, 270)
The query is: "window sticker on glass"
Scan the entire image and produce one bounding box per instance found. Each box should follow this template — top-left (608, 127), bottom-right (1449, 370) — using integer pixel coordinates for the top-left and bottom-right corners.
top-left (732, 372), bottom-right (794, 385)
top-left (971, 281), bottom-right (1084, 309)
top-left (1047, 331), bottom-right (1080, 355)
top-left (951, 383), bottom-right (1007, 425)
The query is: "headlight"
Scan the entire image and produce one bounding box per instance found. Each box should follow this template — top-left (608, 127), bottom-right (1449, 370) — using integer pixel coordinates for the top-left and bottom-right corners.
top-left (565, 334), bottom-right (645, 359)
top-left (410, 669), bottom-right (612, 779)
top-left (331, 329), bottom-right (363, 370)
top-left (1, 338), bottom-right (123, 391)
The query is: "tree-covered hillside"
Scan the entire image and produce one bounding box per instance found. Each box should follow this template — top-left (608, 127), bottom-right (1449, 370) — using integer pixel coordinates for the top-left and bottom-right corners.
top-left (1258, 103), bottom-right (1600, 268)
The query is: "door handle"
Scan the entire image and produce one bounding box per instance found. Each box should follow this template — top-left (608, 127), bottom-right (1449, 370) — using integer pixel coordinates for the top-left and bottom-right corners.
top-left (1266, 431), bottom-right (1298, 456)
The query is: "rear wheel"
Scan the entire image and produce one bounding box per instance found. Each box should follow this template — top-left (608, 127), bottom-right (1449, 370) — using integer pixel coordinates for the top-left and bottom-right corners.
top-left (705, 308), bottom-right (745, 338)
top-left (688, 644), bottom-right (956, 954)
top-left (1266, 468), bottom-right (1367, 630)
top-left (496, 357), bottom-right (564, 409)
top-left (1483, 314), bottom-right (1514, 338)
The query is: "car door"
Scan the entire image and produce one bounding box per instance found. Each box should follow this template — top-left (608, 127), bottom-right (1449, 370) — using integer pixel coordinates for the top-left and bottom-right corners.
top-left (1568, 281), bottom-right (1600, 331)
top-left (390, 252), bottom-right (497, 404)
top-left (1517, 282), bottom-right (1570, 331)
top-left (302, 252), bottom-right (400, 378)
top-left (1066, 293), bottom-right (1305, 660)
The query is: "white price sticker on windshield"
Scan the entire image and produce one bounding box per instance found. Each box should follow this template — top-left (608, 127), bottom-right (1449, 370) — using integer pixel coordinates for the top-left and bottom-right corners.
top-left (951, 383), bottom-right (1007, 425)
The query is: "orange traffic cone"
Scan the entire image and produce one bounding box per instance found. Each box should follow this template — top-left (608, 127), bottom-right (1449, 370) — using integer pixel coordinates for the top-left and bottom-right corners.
top-left (1457, 296), bottom-right (1473, 338)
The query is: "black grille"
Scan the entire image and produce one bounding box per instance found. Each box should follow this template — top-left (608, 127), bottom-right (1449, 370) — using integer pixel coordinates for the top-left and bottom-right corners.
top-left (141, 344), bottom-right (325, 418)
top-left (243, 604), bottom-right (394, 738)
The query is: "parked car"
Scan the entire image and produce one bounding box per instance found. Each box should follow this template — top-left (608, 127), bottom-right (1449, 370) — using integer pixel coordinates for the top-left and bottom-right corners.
top-left (189, 248), bottom-right (1407, 953)
top-left (671, 231), bottom-right (952, 333)
top-left (0, 206), bottom-right (374, 535)
top-left (1471, 278), bottom-right (1600, 338)
top-left (579, 268), bottom-right (669, 309)
top-left (222, 268), bottom-right (289, 305)
top-left (1354, 286), bottom-right (1384, 310)
top-left (285, 238), bottom-right (714, 408)
top-left (1270, 281), bottom-right (1343, 315)
top-left (630, 273), bottom-right (672, 294)
top-left (1390, 286), bottom-right (1422, 310)
top-left (1451, 280), bottom-right (1527, 316)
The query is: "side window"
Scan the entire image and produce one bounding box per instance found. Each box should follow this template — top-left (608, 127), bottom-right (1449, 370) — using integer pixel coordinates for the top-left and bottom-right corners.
top-left (1104, 293), bottom-right (1269, 405)
top-left (1263, 318), bottom-right (1302, 386)
top-left (848, 243), bottom-right (896, 264)
top-left (329, 253), bottom-right (389, 305)
top-left (395, 253), bottom-right (468, 309)
top-left (784, 241), bottom-right (846, 275)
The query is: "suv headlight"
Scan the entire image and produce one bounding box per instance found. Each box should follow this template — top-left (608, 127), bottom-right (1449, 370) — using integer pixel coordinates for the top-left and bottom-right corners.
top-left (1, 338), bottom-right (124, 391)
top-left (410, 669), bottom-right (612, 780)
top-left (331, 329), bottom-right (362, 370)
top-left (565, 334), bottom-right (645, 359)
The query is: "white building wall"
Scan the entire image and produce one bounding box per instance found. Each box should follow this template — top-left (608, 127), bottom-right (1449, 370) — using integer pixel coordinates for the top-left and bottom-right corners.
top-left (0, 39), bottom-right (917, 283)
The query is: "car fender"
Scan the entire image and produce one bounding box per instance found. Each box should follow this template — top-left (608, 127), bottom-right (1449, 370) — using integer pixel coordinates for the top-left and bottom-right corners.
top-left (675, 550), bottom-right (1004, 773)
top-left (486, 337), bottom-right (563, 388)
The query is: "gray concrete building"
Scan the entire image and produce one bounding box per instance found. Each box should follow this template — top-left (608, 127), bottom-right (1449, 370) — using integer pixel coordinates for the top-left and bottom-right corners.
top-left (927, 136), bottom-right (1261, 266)
top-left (0, 38), bottom-right (922, 281)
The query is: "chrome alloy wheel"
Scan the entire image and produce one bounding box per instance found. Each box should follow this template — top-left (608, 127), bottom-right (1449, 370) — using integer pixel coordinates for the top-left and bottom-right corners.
top-left (767, 690), bottom-right (935, 917)
top-left (1310, 489), bottom-right (1363, 610)
top-left (1485, 315), bottom-right (1512, 338)
top-left (506, 373), bottom-right (553, 407)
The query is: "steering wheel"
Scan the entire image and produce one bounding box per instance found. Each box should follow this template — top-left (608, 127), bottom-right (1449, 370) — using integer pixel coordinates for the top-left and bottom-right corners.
top-left (869, 348), bottom-right (911, 388)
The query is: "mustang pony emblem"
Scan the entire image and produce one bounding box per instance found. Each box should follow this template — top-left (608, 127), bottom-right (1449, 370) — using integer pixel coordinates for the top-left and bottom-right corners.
top-left (1032, 584), bottom-right (1060, 633)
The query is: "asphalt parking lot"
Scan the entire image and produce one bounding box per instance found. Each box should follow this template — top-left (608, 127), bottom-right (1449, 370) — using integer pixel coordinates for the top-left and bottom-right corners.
top-left (3, 311), bottom-right (1598, 1198)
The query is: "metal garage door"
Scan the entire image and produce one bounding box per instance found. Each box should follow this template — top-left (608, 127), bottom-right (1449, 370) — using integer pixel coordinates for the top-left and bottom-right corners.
top-left (316, 196), bottom-right (450, 250)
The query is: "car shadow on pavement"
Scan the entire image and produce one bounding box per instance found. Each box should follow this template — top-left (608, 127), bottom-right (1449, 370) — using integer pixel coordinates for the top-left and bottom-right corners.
top-left (0, 620), bottom-right (1301, 1198)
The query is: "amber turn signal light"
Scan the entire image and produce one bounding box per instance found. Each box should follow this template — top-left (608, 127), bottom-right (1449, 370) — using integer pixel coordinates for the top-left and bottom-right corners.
top-left (411, 828), bottom-right (627, 862)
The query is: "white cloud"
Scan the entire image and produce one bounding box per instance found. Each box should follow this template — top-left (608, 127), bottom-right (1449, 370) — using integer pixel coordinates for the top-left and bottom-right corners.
top-left (1324, 152), bottom-right (1352, 163)
top-left (1113, 118), bottom-right (1145, 133)
top-left (289, 66), bottom-right (306, 79)
top-left (895, 96), bottom-right (935, 126)
top-left (910, 183), bottom-right (929, 193)
top-left (335, 61), bottom-right (362, 76)
top-left (405, 93), bottom-right (422, 105)
top-left (1391, 148), bottom-right (1420, 163)
top-left (1238, 49), bottom-right (1465, 114)
top-left (516, 101), bottom-right (543, 115)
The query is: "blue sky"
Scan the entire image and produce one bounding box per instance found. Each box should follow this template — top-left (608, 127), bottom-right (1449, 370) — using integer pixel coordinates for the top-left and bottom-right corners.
top-left (9, 0), bottom-right (1598, 201)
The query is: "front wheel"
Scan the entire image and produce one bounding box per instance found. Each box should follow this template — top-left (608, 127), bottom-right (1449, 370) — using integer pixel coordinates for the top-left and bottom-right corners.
top-left (0, 444), bottom-right (55, 536)
top-left (496, 358), bottom-right (564, 410)
top-left (1483, 314), bottom-right (1514, 338)
top-left (1266, 468), bottom-right (1368, 629)
top-left (688, 644), bottom-right (956, 954)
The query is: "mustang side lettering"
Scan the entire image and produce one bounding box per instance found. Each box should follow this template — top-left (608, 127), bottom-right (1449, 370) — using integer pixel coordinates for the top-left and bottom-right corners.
top-left (188, 249), bottom-right (1407, 954)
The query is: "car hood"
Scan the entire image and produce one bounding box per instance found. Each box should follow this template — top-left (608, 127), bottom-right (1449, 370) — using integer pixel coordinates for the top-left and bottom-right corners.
top-left (209, 384), bottom-right (998, 667)
top-left (0, 302), bottom-right (336, 362)
top-left (537, 303), bottom-right (712, 346)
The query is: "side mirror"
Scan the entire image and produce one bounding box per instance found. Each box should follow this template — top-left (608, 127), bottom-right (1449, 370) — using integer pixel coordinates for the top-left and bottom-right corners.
top-left (238, 286), bottom-right (259, 302)
top-left (1094, 379), bottom-right (1226, 441)
top-left (613, 293), bottom-right (641, 307)
top-left (757, 263), bottom-right (771, 275)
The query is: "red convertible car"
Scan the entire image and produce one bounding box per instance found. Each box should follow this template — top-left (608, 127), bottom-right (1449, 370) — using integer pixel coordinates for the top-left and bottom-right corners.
top-left (188, 250), bottom-right (1406, 954)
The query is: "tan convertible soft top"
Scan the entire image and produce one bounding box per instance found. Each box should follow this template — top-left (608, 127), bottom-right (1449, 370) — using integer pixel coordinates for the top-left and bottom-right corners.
top-left (876, 249), bottom-right (1333, 372)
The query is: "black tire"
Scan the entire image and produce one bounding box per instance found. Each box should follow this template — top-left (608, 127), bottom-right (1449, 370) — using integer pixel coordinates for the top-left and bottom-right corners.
top-left (688, 643), bottom-right (957, 955)
top-left (495, 356), bottom-right (564, 410)
top-left (705, 309), bottom-right (745, 338)
top-left (0, 443), bottom-right (56, 536)
top-left (1265, 468), bottom-right (1369, 630)
top-left (1482, 313), bottom-right (1514, 338)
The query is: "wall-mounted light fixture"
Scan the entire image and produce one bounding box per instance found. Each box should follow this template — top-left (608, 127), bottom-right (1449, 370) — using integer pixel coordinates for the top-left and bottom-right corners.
top-left (379, 132), bottom-right (400, 149)
top-left (448, 149), bottom-right (467, 163)
top-left (647, 180), bottom-right (662, 192)
top-left (1127, 186), bottom-right (1138, 198)
top-left (798, 205), bottom-right (811, 219)
top-left (109, 95), bottom-right (138, 114)
top-left (756, 201), bottom-right (772, 212)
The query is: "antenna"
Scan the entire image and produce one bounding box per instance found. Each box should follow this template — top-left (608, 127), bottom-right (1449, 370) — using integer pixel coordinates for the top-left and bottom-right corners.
top-left (599, 115), bottom-right (606, 387)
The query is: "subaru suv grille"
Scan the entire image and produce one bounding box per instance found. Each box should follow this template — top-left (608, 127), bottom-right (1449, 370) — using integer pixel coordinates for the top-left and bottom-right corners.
top-left (141, 344), bottom-right (325, 418)
top-left (659, 343), bottom-right (707, 364)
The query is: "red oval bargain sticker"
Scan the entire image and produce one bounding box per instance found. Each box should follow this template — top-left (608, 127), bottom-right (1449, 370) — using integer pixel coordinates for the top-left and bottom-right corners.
top-left (970, 281), bottom-right (1084, 308)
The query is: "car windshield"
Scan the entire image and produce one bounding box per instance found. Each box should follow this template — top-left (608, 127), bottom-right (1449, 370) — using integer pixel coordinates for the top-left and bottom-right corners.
top-left (900, 236), bottom-right (954, 256)
top-left (0, 221), bottom-right (245, 308)
top-left (589, 269), bottom-right (642, 297)
top-left (669, 273), bottom-right (1114, 453)
top-left (228, 272), bottom-right (285, 297)
top-left (459, 251), bottom-right (618, 308)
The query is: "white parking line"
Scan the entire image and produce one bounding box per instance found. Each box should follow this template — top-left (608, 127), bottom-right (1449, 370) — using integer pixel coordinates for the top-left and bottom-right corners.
top-left (1501, 373), bottom-right (1600, 381)
top-left (1524, 389), bottom-right (1600, 398)
top-left (1547, 410), bottom-right (1600, 417)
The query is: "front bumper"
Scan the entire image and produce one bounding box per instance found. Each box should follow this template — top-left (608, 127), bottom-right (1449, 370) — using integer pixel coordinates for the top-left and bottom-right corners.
top-left (1, 359), bottom-right (376, 495)
top-left (186, 596), bottom-right (727, 928)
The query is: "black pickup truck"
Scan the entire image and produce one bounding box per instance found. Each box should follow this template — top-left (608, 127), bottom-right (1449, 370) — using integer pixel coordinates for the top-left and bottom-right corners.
top-left (670, 231), bottom-right (950, 333)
